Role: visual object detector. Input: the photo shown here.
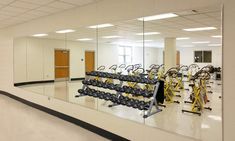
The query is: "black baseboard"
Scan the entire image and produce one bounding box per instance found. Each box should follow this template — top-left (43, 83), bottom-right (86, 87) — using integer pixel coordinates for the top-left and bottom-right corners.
top-left (0, 90), bottom-right (129, 141)
top-left (14, 80), bottom-right (55, 87)
top-left (14, 78), bottom-right (85, 86)
top-left (71, 78), bottom-right (85, 81)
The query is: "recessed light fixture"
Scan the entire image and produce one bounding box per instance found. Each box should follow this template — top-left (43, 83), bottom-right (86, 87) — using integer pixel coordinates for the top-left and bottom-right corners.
top-left (88, 23), bottom-right (114, 29)
top-left (183, 27), bottom-right (217, 31)
top-left (138, 13), bottom-right (178, 21)
top-left (32, 33), bottom-right (48, 37)
top-left (201, 124), bottom-right (210, 129)
top-left (102, 35), bottom-right (121, 39)
top-left (176, 37), bottom-right (190, 40)
top-left (77, 38), bottom-right (93, 41)
top-left (192, 41), bottom-right (210, 44)
top-left (55, 29), bottom-right (75, 33)
top-left (211, 35), bottom-right (222, 38)
top-left (208, 115), bottom-right (222, 121)
top-left (136, 32), bottom-right (160, 35)
top-left (208, 44), bottom-right (222, 47)
top-left (136, 40), bottom-right (153, 42)
top-left (180, 45), bottom-right (194, 47)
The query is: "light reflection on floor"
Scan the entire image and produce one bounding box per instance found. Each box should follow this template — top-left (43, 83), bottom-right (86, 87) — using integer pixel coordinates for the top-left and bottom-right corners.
top-left (19, 79), bottom-right (222, 141)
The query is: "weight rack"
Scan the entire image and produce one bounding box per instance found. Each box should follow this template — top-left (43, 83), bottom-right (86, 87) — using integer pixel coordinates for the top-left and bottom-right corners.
top-left (75, 71), bottom-right (164, 118)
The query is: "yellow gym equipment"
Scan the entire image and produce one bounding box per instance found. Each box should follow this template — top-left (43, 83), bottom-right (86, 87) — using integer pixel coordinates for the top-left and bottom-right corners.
top-left (182, 69), bottom-right (212, 116)
top-left (105, 65), bottom-right (118, 84)
top-left (161, 67), bottom-right (181, 104)
top-left (187, 64), bottom-right (200, 82)
top-left (94, 65), bottom-right (105, 81)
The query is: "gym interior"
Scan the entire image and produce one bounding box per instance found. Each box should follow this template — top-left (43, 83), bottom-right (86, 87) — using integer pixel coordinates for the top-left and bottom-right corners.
top-left (0, 0), bottom-right (234, 141)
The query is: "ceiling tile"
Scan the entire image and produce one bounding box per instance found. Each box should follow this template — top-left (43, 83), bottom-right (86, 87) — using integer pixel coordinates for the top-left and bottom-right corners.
top-left (48, 1), bottom-right (75, 9)
top-left (0, 4), bottom-right (5, 8)
top-left (59, 0), bottom-right (95, 6)
top-left (0, 0), bottom-right (99, 29)
top-left (37, 6), bottom-right (61, 13)
top-left (9, 1), bottom-right (41, 10)
top-left (16, 13), bottom-right (36, 21)
top-left (26, 10), bottom-right (49, 17)
top-left (2, 6), bottom-right (29, 13)
top-left (0, 11), bottom-right (24, 17)
top-left (21, 0), bottom-right (56, 5)
top-left (0, 0), bottom-right (15, 5)
top-left (0, 14), bottom-right (11, 20)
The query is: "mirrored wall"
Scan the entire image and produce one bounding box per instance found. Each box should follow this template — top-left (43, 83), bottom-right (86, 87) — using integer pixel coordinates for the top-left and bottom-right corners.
top-left (13, 6), bottom-right (222, 141)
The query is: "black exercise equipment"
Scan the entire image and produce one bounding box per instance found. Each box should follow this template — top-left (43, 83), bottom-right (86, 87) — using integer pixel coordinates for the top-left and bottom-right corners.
top-left (76, 67), bottom-right (164, 118)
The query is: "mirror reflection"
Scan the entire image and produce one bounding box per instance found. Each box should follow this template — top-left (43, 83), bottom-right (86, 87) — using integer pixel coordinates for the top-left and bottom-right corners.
top-left (13, 6), bottom-right (222, 140)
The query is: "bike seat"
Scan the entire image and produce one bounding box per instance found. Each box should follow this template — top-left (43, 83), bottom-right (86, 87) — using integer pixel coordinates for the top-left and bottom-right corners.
top-left (189, 84), bottom-right (195, 87)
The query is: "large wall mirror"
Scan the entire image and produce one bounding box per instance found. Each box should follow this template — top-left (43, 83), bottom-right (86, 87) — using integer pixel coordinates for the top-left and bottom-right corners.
top-left (13, 5), bottom-right (222, 141)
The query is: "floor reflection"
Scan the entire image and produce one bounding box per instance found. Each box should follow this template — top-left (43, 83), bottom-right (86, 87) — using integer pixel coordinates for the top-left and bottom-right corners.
top-left (19, 79), bottom-right (222, 141)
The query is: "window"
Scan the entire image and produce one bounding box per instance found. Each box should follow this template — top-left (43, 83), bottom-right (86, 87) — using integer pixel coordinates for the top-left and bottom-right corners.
top-left (194, 51), bottom-right (203, 63)
top-left (194, 51), bottom-right (212, 63)
top-left (203, 51), bottom-right (212, 63)
top-left (118, 46), bottom-right (132, 64)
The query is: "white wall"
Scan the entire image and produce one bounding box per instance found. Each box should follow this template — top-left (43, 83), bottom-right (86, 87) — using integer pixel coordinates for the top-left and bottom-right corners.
top-left (13, 38), bottom-right (27, 83)
top-left (14, 39), bottom-right (164, 83)
top-left (178, 46), bottom-right (222, 68)
top-left (14, 37), bottom-right (96, 83)
top-left (145, 47), bottom-right (163, 68)
top-left (97, 43), bottom-right (119, 68)
top-left (97, 44), bottom-right (163, 70)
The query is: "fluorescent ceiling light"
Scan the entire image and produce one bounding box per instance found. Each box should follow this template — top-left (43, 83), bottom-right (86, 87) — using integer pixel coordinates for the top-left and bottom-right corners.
top-left (208, 44), bottom-right (222, 47)
top-left (136, 40), bottom-right (153, 42)
top-left (77, 38), bottom-right (93, 41)
top-left (102, 35), bottom-right (121, 39)
top-left (201, 124), bottom-right (210, 129)
top-left (208, 115), bottom-right (222, 121)
top-left (212, 35), bottom-right (222, 38)
top-left (89, 23), bottom-right (114, 29)
top-left (176, 37), bottom-right (190, 40)
top-left (136, 32), bottom-right (160, 35)
top-left (183, 27), bottom-right (217, 31)
top-left (32, 33), bottom-right (48, 37)
top-left (138, 13), bottom-right (178, 21)
top-left (56, 29), bottom-right (75, 33)
top-left (192, 41), bottom-right (210, 44)
top-left (180, 45), bottom-right (194, 47)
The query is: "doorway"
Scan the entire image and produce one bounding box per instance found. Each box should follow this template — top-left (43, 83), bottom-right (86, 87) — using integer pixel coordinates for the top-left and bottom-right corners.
top-left (85, 51), bottom-right (95, 73)
top-left (55, 49), bottom-right (69, 80)
top-left (176, 51), bottom-right (180, 65)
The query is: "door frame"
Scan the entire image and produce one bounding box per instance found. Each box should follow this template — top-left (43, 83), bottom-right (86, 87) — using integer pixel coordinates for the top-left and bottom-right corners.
top-left (54, 48), bottom-right (70, 81)
top-left (85, 50), bottom-right (95, 73)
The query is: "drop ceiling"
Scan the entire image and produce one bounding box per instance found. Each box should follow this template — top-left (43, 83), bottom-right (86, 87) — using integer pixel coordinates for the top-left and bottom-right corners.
top-left (40, 6), bottom-right (222, 48)
top-left (0, 0), bottom-right (99, 28)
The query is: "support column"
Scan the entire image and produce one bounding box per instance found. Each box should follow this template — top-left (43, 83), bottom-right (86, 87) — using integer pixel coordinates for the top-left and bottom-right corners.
top-left (164, 37), bottom-right (176, 71)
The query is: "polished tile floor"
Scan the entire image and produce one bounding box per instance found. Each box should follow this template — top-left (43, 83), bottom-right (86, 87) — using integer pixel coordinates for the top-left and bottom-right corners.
top-left (0, 94), bottom-right (108, 141)
top-left (19, 78), bottom-right (222, 141)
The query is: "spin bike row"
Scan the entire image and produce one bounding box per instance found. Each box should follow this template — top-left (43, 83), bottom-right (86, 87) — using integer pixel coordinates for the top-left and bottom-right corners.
top-left (75, 64), bottom-right (221, 117)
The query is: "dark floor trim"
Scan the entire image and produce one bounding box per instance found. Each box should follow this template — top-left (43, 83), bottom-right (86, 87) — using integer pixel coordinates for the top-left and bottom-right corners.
top-left (0, 90), bottom-right (129, 141)
top-left (71, 78), bottom-right (85, 81)
top-left (14, 80), bottom-right (55, 86)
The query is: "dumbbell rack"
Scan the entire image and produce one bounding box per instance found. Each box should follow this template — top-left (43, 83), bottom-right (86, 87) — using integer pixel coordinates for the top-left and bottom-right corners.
top-left (76, 71), bottom-right (164, 118)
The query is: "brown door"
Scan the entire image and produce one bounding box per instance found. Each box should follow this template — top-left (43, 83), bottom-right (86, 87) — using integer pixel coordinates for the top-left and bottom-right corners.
top-left (176, 51), bottom-right (180, 65)
top-left (55, 50), bottom-right (69, 79)
top-left (163, 51), bottom-right (165, 64)
top-left (85, 51), bottom-right (95, 73)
